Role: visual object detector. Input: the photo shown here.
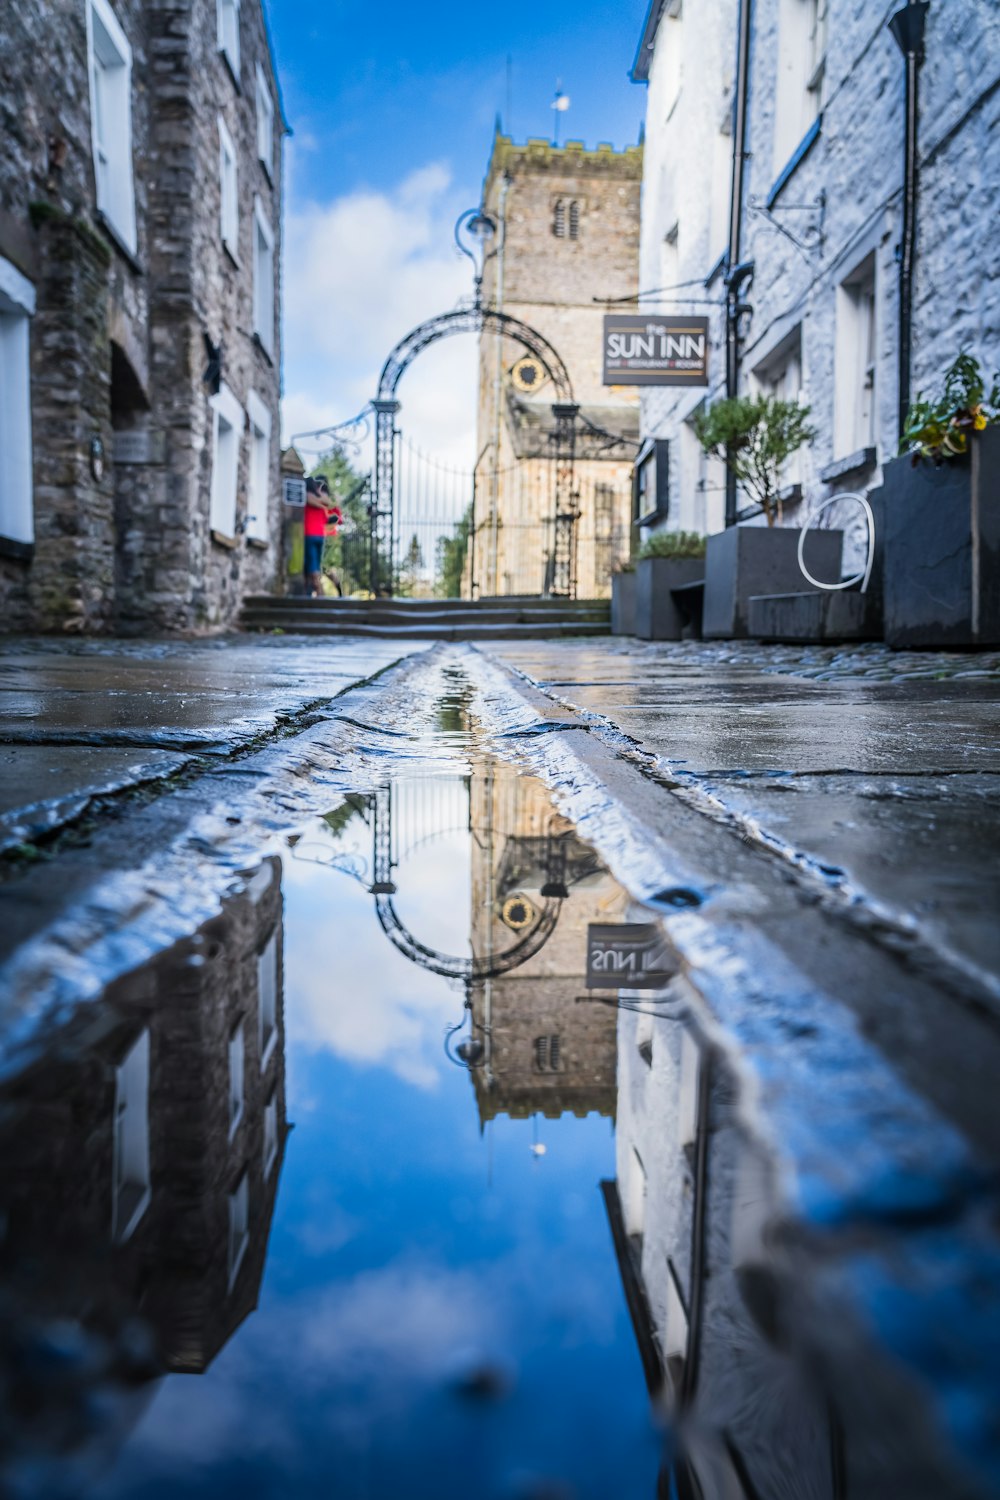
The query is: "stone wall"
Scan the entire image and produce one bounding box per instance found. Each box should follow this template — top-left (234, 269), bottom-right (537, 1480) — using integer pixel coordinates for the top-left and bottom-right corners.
top-left (634, 0), bottom-right (1000, 535)
top-left (0, 0), bottom-right (284, 633)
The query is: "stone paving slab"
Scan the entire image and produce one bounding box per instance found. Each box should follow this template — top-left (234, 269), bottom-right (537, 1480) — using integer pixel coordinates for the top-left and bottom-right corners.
top-left (0, 634), bottom-right (421, 838)
top-left (0, 745), bottom-right (194, 854)
top-left (486, 639), bottom-right (1000, 984)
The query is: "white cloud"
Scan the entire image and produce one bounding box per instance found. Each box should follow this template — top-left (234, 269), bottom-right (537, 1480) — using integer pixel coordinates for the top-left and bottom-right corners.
top-left (282, 160), bottom-right (479, 467)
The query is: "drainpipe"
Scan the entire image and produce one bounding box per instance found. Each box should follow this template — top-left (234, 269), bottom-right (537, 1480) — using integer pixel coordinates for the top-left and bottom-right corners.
top-left (888, 2), bottom-right (929, 444)
top-left (488, 173), bottom-right (510, 596)
top-left (724, 0), bottom-right (753, 528)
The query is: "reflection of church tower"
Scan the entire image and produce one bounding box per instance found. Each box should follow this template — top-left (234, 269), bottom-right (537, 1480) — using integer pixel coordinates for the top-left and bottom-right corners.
top-left (468, 766), bottom-right (627, 1123)
top-left (0, 855), bottom-right (289, 1404)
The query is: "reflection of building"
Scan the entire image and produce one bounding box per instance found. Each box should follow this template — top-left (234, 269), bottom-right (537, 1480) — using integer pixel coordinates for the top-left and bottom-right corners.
top-left (468, 767), bottom-right (628, 1122)
top-left (472, 134), bottom-right (642, 599)
top-left (0, 855), bottom-right (288, 1433)
top-left (607, 1002), bottom-right (843, 1495)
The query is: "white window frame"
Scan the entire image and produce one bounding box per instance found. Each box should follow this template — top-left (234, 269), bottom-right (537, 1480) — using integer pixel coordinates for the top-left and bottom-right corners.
top-left (217, 0), bottom-right (241, 83)
top-left (255, 62), bottom-right (275, 180)
top-left (228, 1171), bottom-right (249, 1288)
top-left (86, 0), bottom-right (137, 254)
top-left (112, 1029), bottom-right (151, 1242)
top-left (773, 0), bottom-right (825, 173)
top-left (263, 1091), bottom-right (278, 1178)
top-left (753, 328), bottom-right (804, 489)
top-left (252, 196), bottom-right (275, 354)
top-left (258, 927), bottom-right (278, 1068)
top-left (246, 390), bottom-right (272, 544)
top-left (218, 115), bottom-right (239, 259)
top-left (834, 255), bottom-right (878, 459)
top-left (228, 1020), bottom-right (245, 1138)
top-left (0, 257), bottom-right (35, 547)
top-left (209, 381), bottom-right (243, 539)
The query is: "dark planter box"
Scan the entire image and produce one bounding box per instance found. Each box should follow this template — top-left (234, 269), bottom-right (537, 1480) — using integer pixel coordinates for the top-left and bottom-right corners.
top-left (881, 426), bottom-right (1000, 648)
top-left (703, 524), bottom-right (843, 640)
top-left (635, 556), bottom-right (705, 640)
top-left (611, 570), bottom-right (637, 635)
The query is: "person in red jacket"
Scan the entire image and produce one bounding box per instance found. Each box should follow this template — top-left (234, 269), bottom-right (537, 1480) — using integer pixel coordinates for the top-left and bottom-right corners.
top-left (303, 476), bottom-right (342, 598)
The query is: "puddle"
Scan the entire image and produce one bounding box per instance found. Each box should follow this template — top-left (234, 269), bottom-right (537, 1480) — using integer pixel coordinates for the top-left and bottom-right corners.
top-left (0, 675), bottom-right (993, 1499)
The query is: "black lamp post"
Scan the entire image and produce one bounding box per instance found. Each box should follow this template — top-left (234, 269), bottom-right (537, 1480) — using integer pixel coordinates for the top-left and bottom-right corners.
top-left (888, 1), bottom-right (929, 445)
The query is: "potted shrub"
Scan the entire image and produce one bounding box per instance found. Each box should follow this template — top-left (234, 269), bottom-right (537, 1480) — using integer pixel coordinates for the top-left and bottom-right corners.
top-left (881, 352), bottom-right (1000, 648)
top-left (693, 395), bottom-right (842, 638)
top-left (611, 562), bottom-right (637, 636)
top-left (635, 531), bottom-right (706, 641)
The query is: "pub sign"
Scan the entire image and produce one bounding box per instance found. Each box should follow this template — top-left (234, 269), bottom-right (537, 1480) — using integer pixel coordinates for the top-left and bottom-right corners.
top-left (586, 923), bottom-right (676, 990)
top-left (602, 315), bottom-right (709, 386)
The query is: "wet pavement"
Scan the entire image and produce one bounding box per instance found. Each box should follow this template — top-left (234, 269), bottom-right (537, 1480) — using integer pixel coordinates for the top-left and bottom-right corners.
top-left (489, 639), bottom-right (1000, 985)
top-left (1, 636), bottom-right (999, 1499)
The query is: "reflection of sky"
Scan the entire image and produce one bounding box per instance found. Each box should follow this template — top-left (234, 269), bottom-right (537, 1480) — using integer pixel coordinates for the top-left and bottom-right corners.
top-left (89, 792), bottom-right (659, 1500)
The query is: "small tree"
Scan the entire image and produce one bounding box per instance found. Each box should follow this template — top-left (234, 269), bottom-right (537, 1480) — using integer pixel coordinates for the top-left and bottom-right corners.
top-left (693, 394), bottom-right (815, 526)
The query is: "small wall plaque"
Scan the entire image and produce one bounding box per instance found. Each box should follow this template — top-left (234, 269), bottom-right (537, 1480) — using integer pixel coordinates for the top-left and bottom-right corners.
top-left (283, 477), bottom-right (306, 508)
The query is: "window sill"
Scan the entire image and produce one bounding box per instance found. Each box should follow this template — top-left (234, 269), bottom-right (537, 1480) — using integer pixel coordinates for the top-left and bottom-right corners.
top-left (819, 447), bottom-right (877, 483)
top-left (252, 332), bottom-right (274, 366)
top-left (0, 535), bottom-right (34, 563)
top-left (766, 115), bottom-right (822, 209)
top-left (220, 47), bottom-right (242, 92)
top-left (223, 240), bottom-right (241, 270)
top-left (258, 156), bottom-right (274, 186)
top-left (704, 249), bottom-right (728, 287)
top-left (777, 481), bottom-right (803, 506)
top-left (636, 507), bottom-right (670, 529)
top-left (211, 528), bottom-right (239, 550)
top-left (96, 210), bottom-right (143, 274)
top-left (247, 536), bottom-right (269, 550)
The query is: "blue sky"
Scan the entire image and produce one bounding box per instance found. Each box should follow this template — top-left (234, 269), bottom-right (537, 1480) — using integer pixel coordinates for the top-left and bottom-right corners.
top-left (267, 0), bottom-right (650, 457)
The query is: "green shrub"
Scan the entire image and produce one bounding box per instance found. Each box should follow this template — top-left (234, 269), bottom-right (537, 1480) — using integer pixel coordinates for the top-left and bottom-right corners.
top-left (693, 394), bottom-right (814, 526)
top-left (637, 530), bottom-right (706, 561)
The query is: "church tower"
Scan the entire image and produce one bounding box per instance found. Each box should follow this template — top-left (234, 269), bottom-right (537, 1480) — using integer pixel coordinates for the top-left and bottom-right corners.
top-left (472, 133), bottom-right (642, 598)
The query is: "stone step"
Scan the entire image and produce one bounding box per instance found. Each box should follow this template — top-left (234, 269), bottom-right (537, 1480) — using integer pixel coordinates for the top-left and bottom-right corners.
top-left (747, 590), bottom-right (882, 643)
top-left (240, 616), bottom-right (611, 640)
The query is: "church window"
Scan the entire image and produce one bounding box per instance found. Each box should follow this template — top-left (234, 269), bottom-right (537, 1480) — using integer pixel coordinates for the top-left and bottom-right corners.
top-left (552, 200), bottom-right (566, 238)
top-left (534, 1035), bottom-right (562, 1072)
top-left (568, 200), bottom-right (580, 239)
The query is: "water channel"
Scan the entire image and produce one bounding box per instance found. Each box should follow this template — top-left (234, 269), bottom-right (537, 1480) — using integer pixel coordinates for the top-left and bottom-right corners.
top-left (0, 681), bottom-right (983, 1498)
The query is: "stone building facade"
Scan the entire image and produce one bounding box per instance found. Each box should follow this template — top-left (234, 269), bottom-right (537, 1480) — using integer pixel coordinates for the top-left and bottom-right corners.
top-left (631, 0), bottom-right (1000, 539)
top-left (0, 0), bottom-right (284, 633)
top-left (472, 135), bottom-right (642, 599)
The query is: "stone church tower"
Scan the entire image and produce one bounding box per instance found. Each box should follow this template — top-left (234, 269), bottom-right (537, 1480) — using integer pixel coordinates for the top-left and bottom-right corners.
top-left (472, 133), bottom-right (642, 599)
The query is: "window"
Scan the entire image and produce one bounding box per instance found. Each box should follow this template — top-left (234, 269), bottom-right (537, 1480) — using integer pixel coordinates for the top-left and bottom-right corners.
top-left (228, 1021), bottom-right (245, 1136)
top-left (246, 391), bottom-right (271, 543)
top-left (253, 196), bottom-right (275, 354)
top-left (0, 257), bottom-right (35, 547)
top-left (568, 200), bottom-right (580, 240)
top-left (659, 220), bottom-right (679, 307)
top-left (552, 199), bottom-right (566, 238)
top-left (218, 116), bottom-right (238, 258)
top-left (112, 1029), bottom-right (150, 1242)
top-left (217, 0), bottom-right (240, 82)
top-left (624, 1148), bottom-right (647, 1241)
top-left (677, 1029), bottom-right (700, 1157)
top-left (263, 1091), bottom-right (278, 1177)
top-left (534, 1035), bottom-right (562, 1072)
top-left (258, 927), bottom-right (278, 1067)
top-left (228, 1171), bottom-right (249, 1288)
top-left (754, 328), bottom-right (803, 489)
top-left (87, 0), bottom-right (136, 253)
top-left (256, 62), bottom-right (275, 179)
top-left (834, 255), bottom-right (877, 458)
top-left (773, 0), bottom-right (826, 172)
top-left (209, 382), bottom-right (242, 538)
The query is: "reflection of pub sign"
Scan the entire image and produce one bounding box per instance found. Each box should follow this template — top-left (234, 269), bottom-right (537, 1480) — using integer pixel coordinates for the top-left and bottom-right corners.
top-left (602, 315), bottom-right (709, 386)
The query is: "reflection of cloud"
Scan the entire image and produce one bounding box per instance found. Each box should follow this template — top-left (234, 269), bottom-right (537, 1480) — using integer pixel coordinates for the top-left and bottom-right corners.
top-left (281, 813), bottom-right (472, 1090)
top-left (282, 162), bottom-right (477, 460)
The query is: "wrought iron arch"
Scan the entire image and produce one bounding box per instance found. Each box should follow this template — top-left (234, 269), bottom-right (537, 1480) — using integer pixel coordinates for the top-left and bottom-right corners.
top-left (370, 306), bottom-right (579, 597)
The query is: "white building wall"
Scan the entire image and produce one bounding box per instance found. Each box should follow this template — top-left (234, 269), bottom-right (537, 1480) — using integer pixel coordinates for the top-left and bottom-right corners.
top-left (634, 0), bottom-right (1000, 535)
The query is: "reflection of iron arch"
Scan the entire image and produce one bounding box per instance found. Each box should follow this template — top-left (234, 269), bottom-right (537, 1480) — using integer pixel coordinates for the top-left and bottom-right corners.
top-left (370, 306), bottom-right (578, 597)
top-left (373, 891), bottom-right (562, 982)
